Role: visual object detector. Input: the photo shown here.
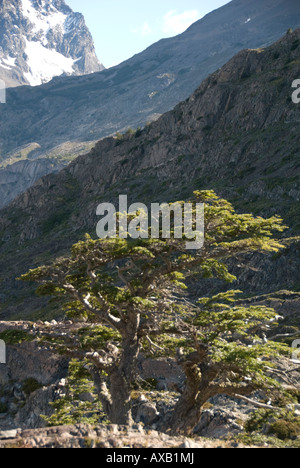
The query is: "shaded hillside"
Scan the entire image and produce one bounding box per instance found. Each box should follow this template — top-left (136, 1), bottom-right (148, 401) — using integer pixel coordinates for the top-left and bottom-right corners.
top-left (0, 30), bottom-right (300, 319)
top-left (1, 0), bottom-right (300, 207)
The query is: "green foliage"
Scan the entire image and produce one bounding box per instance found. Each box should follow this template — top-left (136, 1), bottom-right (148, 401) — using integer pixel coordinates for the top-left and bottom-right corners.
top-left (268, 417), bottom-right (300, 440)
top-left (245, 409), bottom-right (300, 441)
top-left (0, 402), bottom-right (8, 413)
top-left (0, 329), bottom-right (34, 345)
top-left (44, 359), bottom-right (106, 427)
top-left (144, 334), bottom-right (191, 359)
top-left (78, 326), bottom-right (121, 350)
top-left (236, 432), bottom-right (300, 448)
top-left (20, 191), bottom-right (287, 317)
top-left (22, 378), bottom-right (42, 396)
top-left (196, 290), bottom-right (279, 341)
top-left (245, 409), bottom-right (275, 433)
top-left (125, 128), bottom-right (136, 136)
top-left (19, 190), bottom-right (292, 430)
top-left (115, 132), bottom-right (123, 140)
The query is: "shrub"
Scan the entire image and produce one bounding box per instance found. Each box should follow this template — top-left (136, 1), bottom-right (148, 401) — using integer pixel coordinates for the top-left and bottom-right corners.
top-left (0, 330), bottom-right (34, 345)
top-left (23, 378), bottom-right (42, 396)
top-left (246, 409), bottom-right (300, 441)
top-left (268, 418), bottom-right (300, 440)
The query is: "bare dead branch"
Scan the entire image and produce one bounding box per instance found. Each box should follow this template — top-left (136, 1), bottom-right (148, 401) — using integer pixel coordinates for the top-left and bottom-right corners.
top-left (233, 394), bottom-right (281, 411)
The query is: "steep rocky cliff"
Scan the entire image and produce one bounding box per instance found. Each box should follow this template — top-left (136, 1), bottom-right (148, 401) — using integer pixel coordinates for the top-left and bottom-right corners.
top-left (2, 0), bottom-right (300, 151)
top-left (0, 158), bottom-right (65, 208)
top-left (0, 30), bottom-right (299, 319)
top-left (0, 0), bottom-right (104, 88)
top-left (1, 0), bottom-right (300, 208)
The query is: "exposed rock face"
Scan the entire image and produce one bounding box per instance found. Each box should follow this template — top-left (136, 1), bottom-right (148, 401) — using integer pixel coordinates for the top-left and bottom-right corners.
top-left (0, 319), bottom-right (299, 437)
top-left (0, 158), bottom-right (65, 208)
top-left (0, 0), bottom-right (300, 207)
top-left (0, 29), bottom-right (299, 319)
top-left (0, 0), bottom-right (104, 88)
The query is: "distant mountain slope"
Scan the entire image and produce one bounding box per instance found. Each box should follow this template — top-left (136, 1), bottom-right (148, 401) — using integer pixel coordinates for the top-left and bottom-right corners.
top-left (0, 0), bottom-right (104, 88)
top-left (0, 0), bottom-right (300, 208)
top-left (0, 29), bottom-right (299, 319)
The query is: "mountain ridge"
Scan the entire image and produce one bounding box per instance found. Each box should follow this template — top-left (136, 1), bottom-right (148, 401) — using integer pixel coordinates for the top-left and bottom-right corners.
top-left (0, 29), bottom-right (299, 319)
top-left (1, 0), bottom-right (300, 207)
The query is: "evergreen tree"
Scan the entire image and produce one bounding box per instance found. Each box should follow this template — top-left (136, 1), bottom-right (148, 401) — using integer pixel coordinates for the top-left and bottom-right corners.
top-left (21, 191), bottom-right (292, 433)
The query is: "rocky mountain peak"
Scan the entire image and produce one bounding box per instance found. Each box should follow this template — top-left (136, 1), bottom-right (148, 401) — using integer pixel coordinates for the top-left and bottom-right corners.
top-left (0, 0), bottom-right (105, 87)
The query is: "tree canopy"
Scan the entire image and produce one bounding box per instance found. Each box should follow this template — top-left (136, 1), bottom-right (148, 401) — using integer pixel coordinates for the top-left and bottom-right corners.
top-left (20, 190), bottom-right (292, 434)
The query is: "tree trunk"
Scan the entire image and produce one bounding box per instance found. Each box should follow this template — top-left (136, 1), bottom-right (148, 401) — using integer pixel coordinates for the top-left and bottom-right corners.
top-left (102, 311), bottom-right (141, 426)
top-left (169, 392), bottom-right (212, 436)
top-left (167, 361), bottom-right (202, 435)
top-left (167, 361), bottom-right (219, 436)
top-left (108, 365), bottom-right (134, 425)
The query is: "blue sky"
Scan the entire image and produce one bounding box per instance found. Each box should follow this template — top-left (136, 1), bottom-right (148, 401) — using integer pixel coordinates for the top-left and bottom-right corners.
top-left (67, 1), bottom-right (231, 68)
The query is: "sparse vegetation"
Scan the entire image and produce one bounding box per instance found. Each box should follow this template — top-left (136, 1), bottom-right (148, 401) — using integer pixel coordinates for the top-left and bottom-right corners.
top-left (44, 359), bottom-right (106, 427)
top-left (0, 329), bottom-right (34, 345)
top-left (22, 378), bottom-right (42, 396)
top-left (244, 409), bottom-right (300, 443)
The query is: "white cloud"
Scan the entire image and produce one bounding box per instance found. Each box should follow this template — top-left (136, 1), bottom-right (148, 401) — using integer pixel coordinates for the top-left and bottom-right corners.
top-left (162, 9), bottom-right (200, 35)
top-left (131, 22), bottom-right (153, 37)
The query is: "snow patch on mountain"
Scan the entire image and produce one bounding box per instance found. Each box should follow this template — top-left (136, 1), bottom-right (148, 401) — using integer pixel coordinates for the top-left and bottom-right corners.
top-left (21, 0), bottom-right (68, 38)
top-left (0, 0), bottom-right (104, 87)
top-left (3, 56), bottom-right (17, 68)
top-left (0, 63), bottom-right (12, 71)
top-left (20, 0), bottom-right (86, 84)
top-left (21, 0), bottom-right (71, 50)
top-left (23, 39), bottom-right (77, 86)
top-left (0, 56), bottom-right (17, 70)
